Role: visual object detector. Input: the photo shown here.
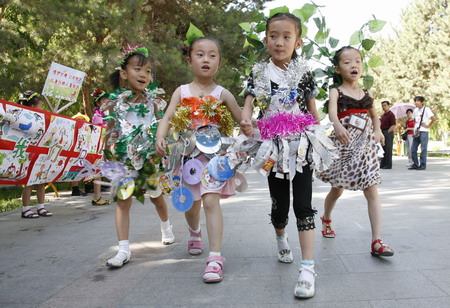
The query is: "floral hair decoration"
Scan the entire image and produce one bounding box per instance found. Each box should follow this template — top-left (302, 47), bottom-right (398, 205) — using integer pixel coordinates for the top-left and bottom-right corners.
top-left (91, 88), bottom-right (109, 103)
top-left (120, 45), bottom-right (149, 65)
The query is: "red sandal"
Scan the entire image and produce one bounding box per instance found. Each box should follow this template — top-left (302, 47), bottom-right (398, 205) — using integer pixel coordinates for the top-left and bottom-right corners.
top-left (37, 208), bottom-right (53, 217)
top-left (320, 216), bottom-right (335, 238)
top-left (371, 239), bottom-right (394, 257)
top-left (21, 209), bottom-right (39, 219)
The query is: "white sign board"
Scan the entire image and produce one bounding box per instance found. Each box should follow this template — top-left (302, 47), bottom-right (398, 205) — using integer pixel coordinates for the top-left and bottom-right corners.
top-left (42, 62), bottom-right (85, 102)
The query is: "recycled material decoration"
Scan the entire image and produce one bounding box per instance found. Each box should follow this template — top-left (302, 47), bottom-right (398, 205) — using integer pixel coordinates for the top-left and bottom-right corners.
top-left (170, 96), bottom-right (234, 136)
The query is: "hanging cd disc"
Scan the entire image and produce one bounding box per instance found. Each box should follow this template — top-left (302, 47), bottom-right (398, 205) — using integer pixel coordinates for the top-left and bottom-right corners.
top-left (171, 186), bottom-right (194, 212)
top-left (201, 168), bottom-right (226, 190)
top-left (117, 177), bottom-right (135, 200)
top-left (195, 125), bottom-right (222, 154)
top-left (234, 172), bottom-right (248, 193)
top-left (207, 156), bottom-right (234, 181)
top-left (182, 158), bottom-right (204, 185)
top-left (177, 132), bottom-right (196, 155)
top-left (189, 147), bottom-right (201, 158)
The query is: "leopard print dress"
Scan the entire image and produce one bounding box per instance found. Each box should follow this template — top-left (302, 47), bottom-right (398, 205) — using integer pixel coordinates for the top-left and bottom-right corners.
top-left (317, 89), bottom-right (381, 190)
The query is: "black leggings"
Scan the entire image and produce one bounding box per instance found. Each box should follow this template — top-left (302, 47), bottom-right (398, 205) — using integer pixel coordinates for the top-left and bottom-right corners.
top-left (267, 166), bottom-right (316, 231)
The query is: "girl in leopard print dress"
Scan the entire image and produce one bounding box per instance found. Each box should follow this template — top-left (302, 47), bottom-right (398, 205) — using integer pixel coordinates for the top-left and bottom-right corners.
top-left (316, 46), bottom-right (394, 257)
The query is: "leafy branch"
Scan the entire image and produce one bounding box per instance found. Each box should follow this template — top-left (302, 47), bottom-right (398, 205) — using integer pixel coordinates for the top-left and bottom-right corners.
top-left (238, 2), bottom-right (386, 107)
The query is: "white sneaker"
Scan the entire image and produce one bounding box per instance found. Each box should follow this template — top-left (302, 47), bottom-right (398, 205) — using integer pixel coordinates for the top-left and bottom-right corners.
top-left (161, 225), bottom-right (175, 245)
top-left (106, 249), bottom-right (131, 268)
top-left (294, 265), bottom-right (316, 298)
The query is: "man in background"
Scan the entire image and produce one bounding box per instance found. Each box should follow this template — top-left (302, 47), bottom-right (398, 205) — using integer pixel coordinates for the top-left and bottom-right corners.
top-left (380, 101), bottom-right (396, 169)
top-left (409, 96), bottom-right (437, 170)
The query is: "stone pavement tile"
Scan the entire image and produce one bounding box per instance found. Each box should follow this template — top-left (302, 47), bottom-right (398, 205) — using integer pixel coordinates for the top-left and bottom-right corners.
top-left (121, 276), bottom-right (283, 306)
top-left (121, 301), bottom-right (372, 308)
top-left (279, 270), bottom-right (446, 303)
top-left (39, 296), bottom-right (119, 308)
top-left (387, 235), bottom-right (450, 253)
top-left (314, 254), bottom-right (348, 274)
top-left (369, 297), bottom-right (450, 308)
top-left (45, 246), bottom-right (171, 299)
top-left (420, 268), bottom-right (450, 295)
top-left (0, 303), bottom-right (36, 308)
top-left (339, 249), bottom-right (450, 273)
top-left (225, 257), bottom-right (297, 278)
top-left (1, 254), bottom-right (98, 279)
top-left (141, 256), bottom-right (208, 279)
top-left (0, 274), bottom-right (74, 304)
top-left (218, 242), bottom-right (277, 258)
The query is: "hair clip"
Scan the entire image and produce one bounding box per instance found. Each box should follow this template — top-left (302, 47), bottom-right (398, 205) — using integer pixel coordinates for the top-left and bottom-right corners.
top-left (20, 91), bottom-right (38, 101)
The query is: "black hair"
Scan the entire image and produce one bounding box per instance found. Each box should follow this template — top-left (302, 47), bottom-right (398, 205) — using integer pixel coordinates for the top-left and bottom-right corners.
top-left (332, 46), bottom-right (361, 66)
top-left (94, 95), bottom-right (109, 108)
top-left (18, 90), bottom-right (41, 107)
top-left (414, 96), bottom-right (425, 103)
top-left (183, 37), bottom-right (222, 59)
top-left (406, 108), bottom-right (413, 113)
top-left (266, 13), bottom-right (302, 59)
top-left (109, 52), bottom-right (151, 89)
top-left (381, 100), bottom-right (390, 105)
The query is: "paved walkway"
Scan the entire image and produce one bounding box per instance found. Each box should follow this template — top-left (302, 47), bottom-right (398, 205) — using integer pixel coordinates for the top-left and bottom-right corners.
top-left (1, 157), bottom-right (449, 307)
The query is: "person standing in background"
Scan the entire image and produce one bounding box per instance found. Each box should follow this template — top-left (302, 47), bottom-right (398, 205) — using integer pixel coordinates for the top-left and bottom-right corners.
top-left (404, 109), bottom-right (415, 168)
top-left (409, 96), bottom-right (437, 170)
top-left (380, 101), bottom-right (396, 169)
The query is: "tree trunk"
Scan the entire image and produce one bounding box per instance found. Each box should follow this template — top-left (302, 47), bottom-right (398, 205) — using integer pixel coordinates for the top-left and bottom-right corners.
top-left (0, 4), bottom-right (8, 23)
top-left (82, 70), bottom-right (93, 119)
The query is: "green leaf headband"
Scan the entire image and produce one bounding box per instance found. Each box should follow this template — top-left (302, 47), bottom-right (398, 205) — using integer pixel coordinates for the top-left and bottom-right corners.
top-left (184, 23), bottom-right (205, 46)
top-left (120, 45), bottom-right (149, 65)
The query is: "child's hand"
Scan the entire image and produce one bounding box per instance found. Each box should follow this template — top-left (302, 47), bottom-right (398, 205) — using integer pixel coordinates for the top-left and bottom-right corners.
top-left (334, 124), bottom-right (350, 146)
top-left (240, 119), bottom-right (253, 136)
top-left (374, 129), bottom-right (384, 145)
top-left (155, 137), bottom-right (167, 157)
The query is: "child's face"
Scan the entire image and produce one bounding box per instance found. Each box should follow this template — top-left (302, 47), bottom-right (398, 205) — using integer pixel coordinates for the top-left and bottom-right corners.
top-left (120, 56), bottom-right (152, 93)
top-left (98, 97), bottom-right (110, 107)
top-left (33, 100), bottom-right (43, 110)
top-left (188, 39), bottom-right (220, 78)
top-left (335, 49), bottom-right (362, 82)
top-left (264, 19), bottom-right (302, 69)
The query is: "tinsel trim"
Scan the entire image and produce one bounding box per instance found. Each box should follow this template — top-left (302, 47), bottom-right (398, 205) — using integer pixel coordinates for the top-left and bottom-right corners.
top-left (170, 95), bottom-right (234, 136)
top-left (256, 112), bottom-right (316, 140)
top-left (252, 58), bottom-right (310, 111)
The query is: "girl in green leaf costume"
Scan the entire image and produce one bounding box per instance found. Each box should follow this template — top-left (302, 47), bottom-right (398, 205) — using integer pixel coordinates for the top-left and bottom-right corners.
top-left (102, 47), bottom-right (175, 268)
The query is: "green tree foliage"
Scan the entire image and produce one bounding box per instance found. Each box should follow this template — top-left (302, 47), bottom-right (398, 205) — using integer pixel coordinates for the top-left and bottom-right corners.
top-left (142, 0), bottom-right (267, 103)
top-left (371, 0), bottom-right (449, 139)
top-left (0, 0), bottom-right (268, 116)
top-left (1, 0), bottom-right (147, 117)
